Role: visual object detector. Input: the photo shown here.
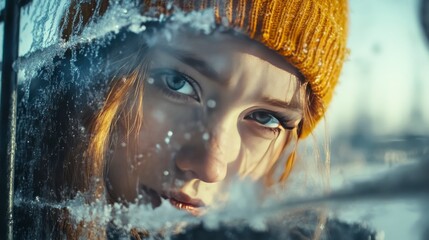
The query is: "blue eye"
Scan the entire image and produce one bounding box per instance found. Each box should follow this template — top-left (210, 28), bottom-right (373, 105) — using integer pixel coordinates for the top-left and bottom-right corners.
top-left (165, 73), bottom-right (195, 95)
top-left (247, 111), bottom-right (280, 128)
top-left (150, 69), bottom-right (199, 101)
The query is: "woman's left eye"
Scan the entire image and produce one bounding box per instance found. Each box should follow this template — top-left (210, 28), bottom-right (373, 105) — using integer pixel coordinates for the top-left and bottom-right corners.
top-left (246, 111), bottom-right (280, 129)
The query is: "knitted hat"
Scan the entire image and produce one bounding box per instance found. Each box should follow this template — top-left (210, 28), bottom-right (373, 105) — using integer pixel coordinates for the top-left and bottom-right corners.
top-left (63, 0), bottom-right (348, 138)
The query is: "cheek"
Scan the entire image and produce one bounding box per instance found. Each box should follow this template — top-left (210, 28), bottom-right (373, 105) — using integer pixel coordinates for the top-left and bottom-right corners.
top-left (141, 95), bottom-right (203, 150)
top-left (105, 106), bottom-right (192, 200)
top-left (130, 96), bottom-right (202, 178)
top-left (233, 126), bottom-right (288, 179)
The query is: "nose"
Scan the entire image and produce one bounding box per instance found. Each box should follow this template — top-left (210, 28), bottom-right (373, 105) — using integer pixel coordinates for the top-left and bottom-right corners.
top-left (175, 144), bottom-right (226, 183)
top-left (174, 121), bottom-right (240, 183)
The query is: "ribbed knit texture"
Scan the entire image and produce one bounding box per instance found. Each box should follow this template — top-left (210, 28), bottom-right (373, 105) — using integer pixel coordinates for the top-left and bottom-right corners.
top-left (143, 0), bottom-right (349, 137)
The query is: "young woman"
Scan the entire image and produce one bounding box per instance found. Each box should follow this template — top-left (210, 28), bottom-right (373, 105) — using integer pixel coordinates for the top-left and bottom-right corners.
top-left (16, 0), bottom-right (352, 239)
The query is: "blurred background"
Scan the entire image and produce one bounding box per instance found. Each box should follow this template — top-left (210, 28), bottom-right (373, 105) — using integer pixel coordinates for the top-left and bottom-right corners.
top-left (1, 0), bottom-right (428, 239)
top-left (321, 1), bottom-right (429, 239)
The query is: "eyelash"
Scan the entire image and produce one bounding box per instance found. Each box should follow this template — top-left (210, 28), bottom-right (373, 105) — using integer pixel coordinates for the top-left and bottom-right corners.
top-left (247, 111), bottom-right (297, 134)
top-left (149, 68), bottom-right (200, 102)
top-left (276, 114), bottom-right (297, 131)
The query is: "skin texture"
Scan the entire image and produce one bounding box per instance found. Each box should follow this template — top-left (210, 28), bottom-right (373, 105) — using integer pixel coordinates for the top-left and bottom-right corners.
top-left (105, 32), bottom-right (304, 213)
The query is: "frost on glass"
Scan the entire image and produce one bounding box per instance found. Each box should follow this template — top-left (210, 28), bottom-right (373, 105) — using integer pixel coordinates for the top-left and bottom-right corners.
top-left (13, 1), bottom-right (330, 238)
top-left (12, 0), bottom-right (429, 239)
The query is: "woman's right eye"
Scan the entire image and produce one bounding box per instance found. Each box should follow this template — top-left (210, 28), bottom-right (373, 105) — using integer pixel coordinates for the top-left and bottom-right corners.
top-left (150, 69), bottom-right (199, 101)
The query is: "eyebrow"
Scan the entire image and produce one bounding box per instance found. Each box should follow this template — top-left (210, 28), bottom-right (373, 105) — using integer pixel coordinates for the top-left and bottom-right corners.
top-left (158, 47), bottom-right (221, 81)
top-left (261, 97), bottom-right (303, 113)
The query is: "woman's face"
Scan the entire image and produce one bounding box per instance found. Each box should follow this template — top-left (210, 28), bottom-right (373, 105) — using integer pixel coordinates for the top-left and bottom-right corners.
top-left (106, 31), bottom-right (304, 214)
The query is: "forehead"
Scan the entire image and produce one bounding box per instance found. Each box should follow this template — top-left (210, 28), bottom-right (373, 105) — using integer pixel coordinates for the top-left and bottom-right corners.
top-left (161, 31), bottom-right (302, 76)
top-left (153, 31), bottom-right (303, 104)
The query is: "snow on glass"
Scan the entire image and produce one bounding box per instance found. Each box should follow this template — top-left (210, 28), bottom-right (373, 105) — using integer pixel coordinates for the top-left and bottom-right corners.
top-left (13, 0), bottom-right (429, 239)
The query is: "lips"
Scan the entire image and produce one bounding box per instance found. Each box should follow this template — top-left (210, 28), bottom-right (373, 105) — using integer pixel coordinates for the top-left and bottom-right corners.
top-left (165, 191), bottom-right (205, 215)
top-left (140, 186), bottom-right (205, 215)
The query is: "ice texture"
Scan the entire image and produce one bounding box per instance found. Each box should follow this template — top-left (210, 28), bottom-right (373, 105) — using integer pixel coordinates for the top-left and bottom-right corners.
top-left (11, 0), bottom-right (429, 239)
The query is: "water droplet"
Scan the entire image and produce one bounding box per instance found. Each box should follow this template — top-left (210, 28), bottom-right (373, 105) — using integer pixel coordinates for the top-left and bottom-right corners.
top-left (174, 179), bottom-right (185, 187)
top-left (137, 154), bottom-right (143, 159)
top-left (167, 131), bottom-right (173, 137)
top-left (184, 133), bottom-right (191, 140)
top-left (153, 110), bottom-right (165, 123)
top-left (164, 137), bottom-right (170, 144)
top-left (121, 142), bottom-right (126, 147)
top-left (202, 132), bottom-right (210, 141)
top-left (163, 170), bottom-right (169, 176)
top-left (156, 144), bottom-right (161, 149)
top-left (147, 77), bottom-right (154, 84)
top-left (207, 99), bottom-right (216, 108)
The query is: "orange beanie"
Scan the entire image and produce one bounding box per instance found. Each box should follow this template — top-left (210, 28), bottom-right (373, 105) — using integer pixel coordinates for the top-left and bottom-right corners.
top-left (63, 0), bottom-right (348, 138)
